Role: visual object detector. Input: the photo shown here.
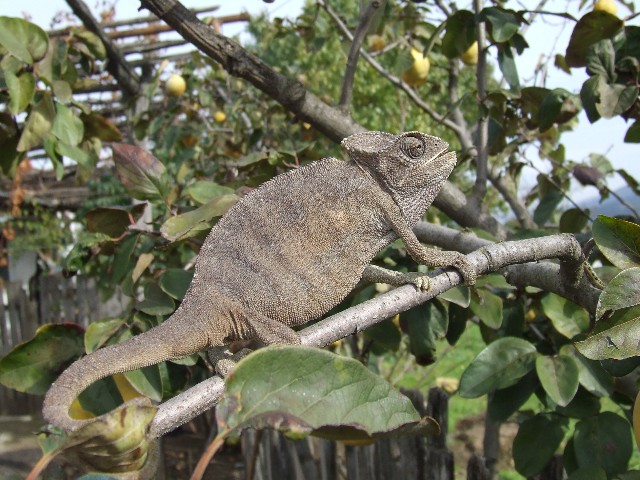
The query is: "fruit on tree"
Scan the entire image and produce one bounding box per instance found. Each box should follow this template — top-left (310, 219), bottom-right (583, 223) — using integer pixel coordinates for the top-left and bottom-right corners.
top-left (402, 48), bottom-right (430, 87)
top-left (460, 42), bottom-right (479, 66)
top-left (593, 0), bottom-right (618, 16)
top-left (165, 74), bottom-right (187, 96)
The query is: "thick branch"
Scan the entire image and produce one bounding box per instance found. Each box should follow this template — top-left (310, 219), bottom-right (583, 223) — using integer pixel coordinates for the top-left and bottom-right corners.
top-left (339, 0), bottom-right (382, 110)
top-left (65, 0), bottom-right (140, 97)
top-left (150, 231), bottom-right (599, 437)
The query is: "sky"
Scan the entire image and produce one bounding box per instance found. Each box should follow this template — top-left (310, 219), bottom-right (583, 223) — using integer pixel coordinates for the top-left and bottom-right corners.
top-left (2, 0), bottom-right (639, 200)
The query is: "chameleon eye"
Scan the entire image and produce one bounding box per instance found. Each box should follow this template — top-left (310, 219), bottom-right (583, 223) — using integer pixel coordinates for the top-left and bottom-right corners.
top-left (400, 136), bottom-right (425, 159)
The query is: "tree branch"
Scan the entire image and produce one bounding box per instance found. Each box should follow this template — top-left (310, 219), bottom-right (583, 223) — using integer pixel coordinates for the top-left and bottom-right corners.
top-left (149, 230), bottom-right (599, 437)
top-left (471, 0), bottom-right (488, 200)
top-left (338, 0), bottom-right (382, 110)
top-left (65, 0), bottom-right (141, 97)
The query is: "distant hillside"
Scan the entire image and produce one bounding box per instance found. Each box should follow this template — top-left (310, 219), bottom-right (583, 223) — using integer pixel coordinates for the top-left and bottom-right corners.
top-left (579, 185), bottom-right (640, 218)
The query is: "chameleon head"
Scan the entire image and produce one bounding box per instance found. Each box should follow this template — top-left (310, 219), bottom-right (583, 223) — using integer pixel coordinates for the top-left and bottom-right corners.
top-left (342, 131), bottom-right (457, 194)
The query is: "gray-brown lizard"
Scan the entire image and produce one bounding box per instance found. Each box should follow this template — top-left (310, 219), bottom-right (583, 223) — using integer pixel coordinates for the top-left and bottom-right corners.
top-left (43, 131), bottom-right (476, 432)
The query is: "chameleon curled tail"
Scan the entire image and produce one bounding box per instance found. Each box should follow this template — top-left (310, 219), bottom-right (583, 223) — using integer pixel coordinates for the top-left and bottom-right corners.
top-left (43, 312), bottom-right (208, 432)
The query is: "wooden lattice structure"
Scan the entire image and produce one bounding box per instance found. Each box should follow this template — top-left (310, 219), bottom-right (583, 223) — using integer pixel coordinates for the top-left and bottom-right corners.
top-left (1, 1), bottom-right (249, 211)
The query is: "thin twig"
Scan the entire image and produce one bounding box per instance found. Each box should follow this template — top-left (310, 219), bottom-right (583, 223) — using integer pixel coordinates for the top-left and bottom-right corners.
top-left (339, 0), bottom-right (383, 111)
top-left (472, 0), bottom-right (488, 200)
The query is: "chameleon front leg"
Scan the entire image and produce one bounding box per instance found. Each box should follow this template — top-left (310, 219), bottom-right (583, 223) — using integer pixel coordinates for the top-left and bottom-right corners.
top-left (383, 207), bottom-right (477, 285)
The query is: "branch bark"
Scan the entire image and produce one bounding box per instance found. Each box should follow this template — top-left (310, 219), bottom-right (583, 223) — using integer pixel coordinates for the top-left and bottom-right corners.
top-left (150, 230), bottom-right (599, 437)
top-left (65, 0), bottom-right (140, 97)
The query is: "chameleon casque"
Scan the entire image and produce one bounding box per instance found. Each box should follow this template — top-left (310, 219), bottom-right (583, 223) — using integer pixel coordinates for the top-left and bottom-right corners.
top-left (43, 131), bottom-right (476, 432)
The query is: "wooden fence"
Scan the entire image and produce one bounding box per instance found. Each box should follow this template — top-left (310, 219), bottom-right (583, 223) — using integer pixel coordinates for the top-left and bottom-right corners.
top-left (0, 274), bottom-right (126, 415)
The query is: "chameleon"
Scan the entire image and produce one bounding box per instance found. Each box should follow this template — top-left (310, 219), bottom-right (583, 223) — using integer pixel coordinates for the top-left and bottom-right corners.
top-left (43, 131), bottom-right (476, 432)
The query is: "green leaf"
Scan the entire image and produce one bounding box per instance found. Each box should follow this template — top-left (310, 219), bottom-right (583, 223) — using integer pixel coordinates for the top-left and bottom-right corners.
top-left (561, 345), bottom-right (614, 397)
top-left (567, 467), bottom-right (607, 480)
top-left (565, 11), bottom-right (624, 68)
top-left (534, 189), bottom-right (563, 225)
top-left (536, 355), bottom-right (579, 407)
top-left (186, 180), bottom-right (236, 205)
top-left (479, 7), bottom-right (521, 43)
top-left (85, 318), bottom-right (124, 353)
top-left (470, 289), bottom-right (503, 329)
top-left (513, 413), bottom-right (568, 477)
top-left (81, 112), bottom-right (123, 142)
top-left (63, 232), bottom-right (111, 274)
top-left (555, 388), bottom-right (601, 419)
top-left (137, 283), bottom-right (175, 316)
top-left (364, 319), bottom-right (401, 353)
top-left (160, 194), bottom-right (239, 242)
top-left (488, 370), bottom-right (538, 422)
top-left (573, 412), bottom-right (633, 477)
top-left (52, 80), bottom-right (72, 103)
top-left (0, 324), bottom-right (84, 394)
top-left (497, 44), bottom-right (520, 92)
top-left (0, 112), bottom-right (21, 177)
top-left (581, 75), bottom-right (602, 123)
top-left (403, 301), bottom-right (448, 365)
top-left (446, 303), bottom-right (469, 345)
top-left (596, 267), bottom-right (640, 319)
top-left (17, 93), bottom-right (55, 152)
top-left (541, 293), bottom-right (589, 339)
top-left (459, 337), bottom-right (536, 398)
top-left (111, 233), bottom-right (139, 284)
top-left (124, 365), bottom-right (163, 403)
top-left (585, 39), bottom-right (615, 79)
top-left (112, 143), bottom-right (168, 201)
top-left (56, 140), bottom-right (92, 166)
top-left (592, 215), bottom-right (640, 269)
top-left (159, 268), bottom-right (194, 300)
top-left (217, 345), bottom-right (439, 441)
top-left (73, 29), bottom-right (106, 60)
top-left (442, 10), bottom-right (476, 59)
top-left (576, 311), bottom-right (640, 361)
top-left (51, 103), bottom-right (84, 146)
top-left (5, 71), bottom-right (35, 115)
top-left (0, 16), bottom-right (48, 64)
top-left (539, 88), bottom-right (579, 131)
top-left (438, 286), bottom-right (470, 308)
top-left (86, 207), bottom-right (133, 238)
top-left (596, 82), bottom-right (638, 119)
top-left (559, 208), bottom-right (589, 233)
top-left (625, 120), bottom-right (640, 143)
top-left (78, 376), bottom-right (123, 416)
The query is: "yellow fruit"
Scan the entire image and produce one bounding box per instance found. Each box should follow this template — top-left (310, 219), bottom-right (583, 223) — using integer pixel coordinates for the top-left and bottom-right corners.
top-left (302, 122), bottom-right (312, 130)
top-left (633, 390), bottom-right (640, 448)
top-left (368, 34), bottom-right (386, 53)
top-left (436, 377), bottom-right (460, 394)
top-left (214, 111), bottom-right (227, 123)
top-left (460, 42), bottom-right (479, 66)
top-left (165, 74), bottom-right (187, 96)
top-left (593, 0), bottom-right (618, 16)
top-left (402, 48), bottom-right (430, 87)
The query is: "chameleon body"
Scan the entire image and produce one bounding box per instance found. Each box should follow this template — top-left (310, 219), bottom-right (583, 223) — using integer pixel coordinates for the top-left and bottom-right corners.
top-left (43, 131), bottom-right (474, 432)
